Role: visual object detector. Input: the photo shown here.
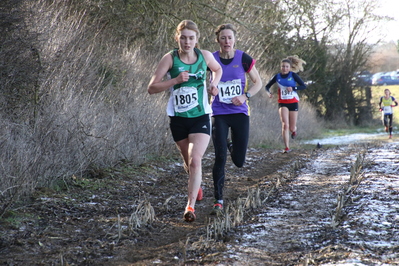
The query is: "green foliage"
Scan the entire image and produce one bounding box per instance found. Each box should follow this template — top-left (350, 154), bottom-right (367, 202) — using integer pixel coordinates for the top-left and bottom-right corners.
top-left (0, 210), bottom-right (39, 228)
top-left (72, 176), bottom-right (108, 191)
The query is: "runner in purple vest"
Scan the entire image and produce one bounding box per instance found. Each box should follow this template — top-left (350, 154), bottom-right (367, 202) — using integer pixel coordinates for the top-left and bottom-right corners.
top-left (210, 23), bottom-right (263, 214)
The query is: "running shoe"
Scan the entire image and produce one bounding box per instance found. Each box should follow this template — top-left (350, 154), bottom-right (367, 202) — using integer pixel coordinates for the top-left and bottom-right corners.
top-left (210, 201), bottom-right (223, 215)
top-left (389, 134), bottom-right (392, 139)
top-left (183, 206), bottom-right (196, 222)
top-left (385, 126), bottom-right (389, 132)
top-left (197, 187), bottom-right (203, 201)
top-left (291, 131), bottom-right (297, 139)
top-left (283, 147), bottom-right (291, 153)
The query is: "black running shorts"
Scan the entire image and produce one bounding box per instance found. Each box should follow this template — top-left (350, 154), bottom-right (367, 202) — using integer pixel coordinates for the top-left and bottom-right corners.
top-left (169, 114), bottom-right (211, 142)
top-left (278, 102), bottom-right (299, 111)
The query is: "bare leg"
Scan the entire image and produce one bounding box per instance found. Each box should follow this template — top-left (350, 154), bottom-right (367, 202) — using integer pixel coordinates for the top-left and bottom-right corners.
top-left (289, 110), bottom-right (298, 134)
top-left (279, 107), bottom-right (290, 149)
top-left (176, 133), bottom-right (210, 210)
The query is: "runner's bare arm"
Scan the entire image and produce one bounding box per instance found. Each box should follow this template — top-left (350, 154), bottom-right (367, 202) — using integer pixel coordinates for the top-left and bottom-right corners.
top-left (148, 54), bottom-right (189, 95)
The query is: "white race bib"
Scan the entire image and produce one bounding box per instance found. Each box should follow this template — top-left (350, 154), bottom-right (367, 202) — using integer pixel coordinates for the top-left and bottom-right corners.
top-left (173, 86), bottom-right (199, 113)
top-left (383, 105), bottom-right (393, 114)
top-left (279, 85), bottom-right (294, 100)
top-left (217, 79), bottom-right (242, 104)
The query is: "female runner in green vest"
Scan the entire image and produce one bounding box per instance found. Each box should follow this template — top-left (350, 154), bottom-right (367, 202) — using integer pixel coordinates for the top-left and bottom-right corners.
top-left (148, 20), bottom-right (222, 222)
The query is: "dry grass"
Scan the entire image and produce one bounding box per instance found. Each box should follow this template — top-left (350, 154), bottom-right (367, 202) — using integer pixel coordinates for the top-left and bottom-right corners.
top-left (0, 0), bottom-right (174, 214)
top-left (0, 0), bottom-right (323, 215)
top-left (332, 150), bottom-right (367, 227)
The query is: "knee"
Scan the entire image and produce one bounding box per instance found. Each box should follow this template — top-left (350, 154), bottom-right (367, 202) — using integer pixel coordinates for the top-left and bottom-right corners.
top-left (232, 157), bottom-right (245, 168)
top-left (282, 123), bottom-right (289, 130)
top-left (189, 155), bottom-right (202, 170)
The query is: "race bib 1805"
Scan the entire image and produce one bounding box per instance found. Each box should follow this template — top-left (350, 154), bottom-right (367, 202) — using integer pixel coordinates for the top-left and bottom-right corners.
top-left (173, 86), bottom-right (199, 113)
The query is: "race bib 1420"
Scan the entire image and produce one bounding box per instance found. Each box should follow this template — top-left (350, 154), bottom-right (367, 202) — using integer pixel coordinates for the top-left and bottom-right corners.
top-left (217, 79), bottom-right (242, 104)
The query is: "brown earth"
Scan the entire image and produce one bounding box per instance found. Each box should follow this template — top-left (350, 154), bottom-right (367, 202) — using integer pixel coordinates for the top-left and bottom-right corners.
top-left (0, 144), bottom-right (391, 265)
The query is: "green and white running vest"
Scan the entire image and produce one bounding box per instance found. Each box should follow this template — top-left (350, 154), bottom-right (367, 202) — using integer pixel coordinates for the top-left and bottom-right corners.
top-left (166, 48), bottom-right (211, 118)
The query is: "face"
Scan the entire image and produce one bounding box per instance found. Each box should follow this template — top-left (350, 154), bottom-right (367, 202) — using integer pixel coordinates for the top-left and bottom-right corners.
top-left (281, 62), bottom-right (291, 74)
top-left (217, 29), bottom-right (235, 53)
top-left (384, 89), bottom-right (390, 96)
top-left (177, 29), bottom-right (197, 53)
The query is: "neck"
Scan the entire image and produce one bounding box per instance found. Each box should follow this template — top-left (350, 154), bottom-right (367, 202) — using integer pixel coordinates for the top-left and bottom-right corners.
top-left (219, 50), bottom-right (235, 59)
top-left (178, 49), bottom-right (197, 64)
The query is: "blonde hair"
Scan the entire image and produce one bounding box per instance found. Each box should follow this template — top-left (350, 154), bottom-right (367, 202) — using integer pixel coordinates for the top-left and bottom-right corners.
top-left (175, 20), bottom-right (200, 48)
top-left (282, 55), bottom-right (306, 73)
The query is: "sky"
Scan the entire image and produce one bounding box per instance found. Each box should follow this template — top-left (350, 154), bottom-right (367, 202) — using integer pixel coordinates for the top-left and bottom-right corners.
top-left (374, 0), bottom-right (399, 43)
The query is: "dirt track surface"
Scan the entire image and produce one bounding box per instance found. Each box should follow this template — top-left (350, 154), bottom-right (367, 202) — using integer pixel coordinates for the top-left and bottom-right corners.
top-left (1, 141), bottom-right (398, 265)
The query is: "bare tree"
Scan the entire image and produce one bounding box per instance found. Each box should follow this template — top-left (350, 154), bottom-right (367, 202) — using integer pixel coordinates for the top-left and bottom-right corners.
top-left (278, 0), bottom-right (387, 123)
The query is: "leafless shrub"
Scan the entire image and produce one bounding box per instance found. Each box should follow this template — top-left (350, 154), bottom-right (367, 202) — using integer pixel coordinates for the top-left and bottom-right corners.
top-left (129, 200), bottom-right (155, 231)
top-left (0, 0), bottom-right (174, 213)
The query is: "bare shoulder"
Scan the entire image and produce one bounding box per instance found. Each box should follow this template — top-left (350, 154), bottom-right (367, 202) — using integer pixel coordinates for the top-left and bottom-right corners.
top-left (200, 49), bottom-right (213, 58)
top-left (157, 52), bottom-right (173, 70)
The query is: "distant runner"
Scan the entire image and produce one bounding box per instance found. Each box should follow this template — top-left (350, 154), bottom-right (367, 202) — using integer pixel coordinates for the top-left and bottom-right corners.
top-left (265, 55), bottom-right (307, 153)
top-left (379, 88), bottom-right (398, 139)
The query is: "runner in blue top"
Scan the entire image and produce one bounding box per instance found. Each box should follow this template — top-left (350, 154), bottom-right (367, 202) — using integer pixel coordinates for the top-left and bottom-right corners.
top-left (210, 23), bottom-right (262, 214)
top-left (148, 20), bottom-right (222, 222)
top-left (379, 88), bottom-right (398, 139)
top-left (265, 55), bottom-right (307, 153)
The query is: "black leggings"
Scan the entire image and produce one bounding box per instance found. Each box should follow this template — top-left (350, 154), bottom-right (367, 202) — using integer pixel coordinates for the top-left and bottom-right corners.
top-left (383, 114), bottom-right (393, 134)
top-left (212, 113), bottom-right (249, 200)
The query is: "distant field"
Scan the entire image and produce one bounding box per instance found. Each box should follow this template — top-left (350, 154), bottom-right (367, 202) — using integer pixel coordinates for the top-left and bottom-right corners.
top-left (371, 85), bottom-right (399, 124)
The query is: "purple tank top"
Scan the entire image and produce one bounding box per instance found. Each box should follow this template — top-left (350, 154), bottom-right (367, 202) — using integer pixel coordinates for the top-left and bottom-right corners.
top-left (211, 50), bottom-right (249, 116)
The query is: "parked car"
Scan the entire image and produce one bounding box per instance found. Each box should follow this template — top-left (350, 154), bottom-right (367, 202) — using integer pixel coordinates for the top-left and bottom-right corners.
top-left (372, 75), bottom-right (399, 86)
top-left (353, 74), bottom-right (372, 86)
top-left (371, 72), bottom-right (383, 85)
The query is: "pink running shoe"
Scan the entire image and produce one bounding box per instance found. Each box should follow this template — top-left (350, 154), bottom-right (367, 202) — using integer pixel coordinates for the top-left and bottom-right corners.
top-left (283, 147), bottom-right (291, 153)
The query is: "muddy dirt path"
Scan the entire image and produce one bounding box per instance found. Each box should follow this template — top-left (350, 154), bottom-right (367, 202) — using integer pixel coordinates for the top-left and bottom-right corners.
top-left (226, 143), bottom-right (399, 265)
top-left (0, 140), bottom-right (398, 265)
